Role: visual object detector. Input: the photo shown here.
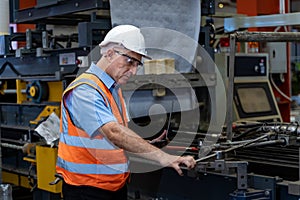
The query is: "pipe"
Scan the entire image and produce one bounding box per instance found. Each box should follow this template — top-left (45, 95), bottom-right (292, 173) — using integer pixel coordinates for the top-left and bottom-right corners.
top-left (279, 0), bottom-right (285, 14)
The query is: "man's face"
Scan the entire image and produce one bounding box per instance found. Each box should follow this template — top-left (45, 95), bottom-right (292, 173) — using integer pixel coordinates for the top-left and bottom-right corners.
top-left (108, 49), bottom-right (143, 85)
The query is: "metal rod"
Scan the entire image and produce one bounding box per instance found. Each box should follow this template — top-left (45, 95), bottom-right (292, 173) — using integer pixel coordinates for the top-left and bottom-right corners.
top-left (223, 133), bottom-right (271, 153)
top-left (3, 89), bottom-right (26, 94)
top-left (195, 152), bottom-right (217, 162)
top-left (221, 138), bottom-right (268, 146)
top-left (196, 133), bottom-right (271, 162)
top-left (235, 31), bottom-right (300, 42)
top-left (0, 143), bottom-right (23, 150)
top-left (245, 139), bottom-right (285, 147)
top-left (226, 34), bottom-right (236, 141)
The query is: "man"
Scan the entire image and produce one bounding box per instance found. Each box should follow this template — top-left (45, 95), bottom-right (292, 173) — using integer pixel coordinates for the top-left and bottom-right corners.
top-left (56, 25), bottom-right (196, 200)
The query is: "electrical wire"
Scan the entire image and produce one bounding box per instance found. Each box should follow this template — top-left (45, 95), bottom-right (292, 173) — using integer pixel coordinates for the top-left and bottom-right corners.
top-left (270, 75), bottom-right (292, 102)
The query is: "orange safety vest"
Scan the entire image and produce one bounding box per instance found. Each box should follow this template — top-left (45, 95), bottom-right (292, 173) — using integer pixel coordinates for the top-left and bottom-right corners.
top-left (56, 72), bottom-right (129, 191)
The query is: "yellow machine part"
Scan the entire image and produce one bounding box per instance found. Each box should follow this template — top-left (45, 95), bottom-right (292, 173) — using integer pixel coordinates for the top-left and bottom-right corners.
top-left (16, 80), bottom-right (63, 104)
top-left (36, 145), bottom-right (62, 193)
top-left (2, 171), bottom-right (32, 189)
top-left (29, 85), bottom-right (38, 97)
top-left (30, 105), bottom-right (60, 125)
top-left (47, 81), bottom-right (63, 102)
top-left (16, 79), bottom-right (28, 104)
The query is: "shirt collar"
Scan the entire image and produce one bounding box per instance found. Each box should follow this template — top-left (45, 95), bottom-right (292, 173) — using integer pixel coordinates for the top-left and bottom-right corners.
top-left (86, 62), bottom-right (116, 90)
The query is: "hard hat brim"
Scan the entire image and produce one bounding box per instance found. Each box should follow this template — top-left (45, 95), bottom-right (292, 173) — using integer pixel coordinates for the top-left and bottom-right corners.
top-left (99, 42), bottom-right (152, 60)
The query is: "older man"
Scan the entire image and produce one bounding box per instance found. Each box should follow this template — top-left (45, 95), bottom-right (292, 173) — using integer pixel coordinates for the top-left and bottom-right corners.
top-left (56, 25), bottom-right (196, 200)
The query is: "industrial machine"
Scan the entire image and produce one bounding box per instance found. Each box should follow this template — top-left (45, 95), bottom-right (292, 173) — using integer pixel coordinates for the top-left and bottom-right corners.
top-left (0, 0), bottom-right (111, 198)
top-left (215, 53), bottom-right (282, 123)
top-left (1, 0), bottom-right (300, 200)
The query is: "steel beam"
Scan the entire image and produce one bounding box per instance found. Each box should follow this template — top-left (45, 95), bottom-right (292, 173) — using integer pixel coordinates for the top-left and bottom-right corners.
top-left (12, 0), bottom-right (109, 24)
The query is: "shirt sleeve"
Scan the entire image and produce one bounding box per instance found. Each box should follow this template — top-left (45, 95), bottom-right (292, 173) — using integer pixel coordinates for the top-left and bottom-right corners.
top-left (64, 84), bottom-right (117, 136)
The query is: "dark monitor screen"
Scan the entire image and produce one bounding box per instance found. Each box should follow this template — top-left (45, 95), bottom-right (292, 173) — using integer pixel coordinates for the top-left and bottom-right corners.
top-left (234, 82), bottom-right (278, 119)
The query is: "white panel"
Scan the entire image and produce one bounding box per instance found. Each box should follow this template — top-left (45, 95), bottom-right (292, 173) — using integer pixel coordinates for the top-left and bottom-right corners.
top-left (0, 0), bottom-right (10, 35)
top-left (266, 42), bottom-right (287, 73)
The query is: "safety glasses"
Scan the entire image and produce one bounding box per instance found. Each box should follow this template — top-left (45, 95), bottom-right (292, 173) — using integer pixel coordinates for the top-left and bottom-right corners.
top-left (114, 50), bottom-right (143, 67)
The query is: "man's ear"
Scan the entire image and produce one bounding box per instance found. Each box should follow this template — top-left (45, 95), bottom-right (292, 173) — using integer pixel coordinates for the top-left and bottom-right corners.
top-left (106, 49), bottom-right (114, 61)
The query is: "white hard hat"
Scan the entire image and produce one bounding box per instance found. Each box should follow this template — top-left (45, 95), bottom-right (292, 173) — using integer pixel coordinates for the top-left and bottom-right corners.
top-left (99, 25), bottom-right (151, 59)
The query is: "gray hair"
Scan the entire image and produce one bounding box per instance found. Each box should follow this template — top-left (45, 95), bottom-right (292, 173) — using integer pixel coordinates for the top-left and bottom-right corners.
top-left (100, 43), bottom-right (126, 55)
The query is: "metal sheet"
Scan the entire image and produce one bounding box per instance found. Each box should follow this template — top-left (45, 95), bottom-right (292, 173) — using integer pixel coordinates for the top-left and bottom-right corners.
top-left (109, 0), bottom-right (201, 73)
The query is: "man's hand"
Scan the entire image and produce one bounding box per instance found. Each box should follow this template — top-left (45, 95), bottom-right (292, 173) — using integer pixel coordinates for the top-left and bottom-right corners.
top-left (100, 122), bottom-right (196, 176)
top-left (164, 155), bottom-right (196, 176)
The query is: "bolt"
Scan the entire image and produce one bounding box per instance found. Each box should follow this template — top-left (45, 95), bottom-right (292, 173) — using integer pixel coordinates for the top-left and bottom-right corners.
top-left (75, 2), bottom-right (79, 7)
top-left (264, 190), bottom-right (270, 196)
top-left (28, 12), bottom-right (32, 17)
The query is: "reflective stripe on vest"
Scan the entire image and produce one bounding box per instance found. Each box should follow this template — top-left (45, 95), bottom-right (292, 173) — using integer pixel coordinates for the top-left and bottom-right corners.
top-left (56, 73), bottom-right (129, 191)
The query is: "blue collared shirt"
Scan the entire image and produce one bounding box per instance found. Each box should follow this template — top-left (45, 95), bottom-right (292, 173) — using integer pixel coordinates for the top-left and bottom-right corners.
top-left (63, 63), bottom-right (120, 137)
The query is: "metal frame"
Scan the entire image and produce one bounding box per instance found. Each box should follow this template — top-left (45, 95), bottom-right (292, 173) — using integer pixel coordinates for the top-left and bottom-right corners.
top-left (78, 20), bottom-right (111, 47)
top-left (197, 160), bottom-right (249, 191)
top-left (10, 0), bottom-right (110, 24)
top-left (0, 47), bottom-right (90, 80)
top-left (122, 73), bottom-right (216, 91)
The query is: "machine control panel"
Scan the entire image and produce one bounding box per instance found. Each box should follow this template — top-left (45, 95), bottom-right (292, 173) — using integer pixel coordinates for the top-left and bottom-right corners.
top-left (226, 54), bottom-right (268, 78)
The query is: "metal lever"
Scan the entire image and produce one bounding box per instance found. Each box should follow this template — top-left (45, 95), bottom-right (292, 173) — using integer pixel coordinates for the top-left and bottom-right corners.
top-left (49, 173), bottom-right (63, 185)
